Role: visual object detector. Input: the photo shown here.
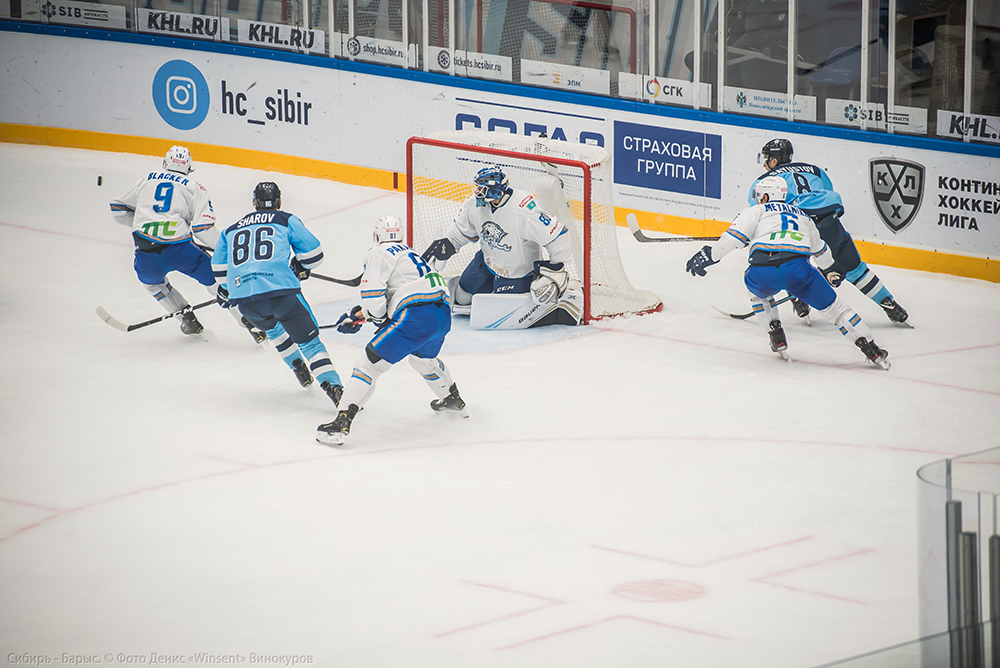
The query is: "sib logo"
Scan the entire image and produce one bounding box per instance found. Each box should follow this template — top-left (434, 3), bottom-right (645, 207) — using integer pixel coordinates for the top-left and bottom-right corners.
top-left (347, 37), bottom-right (361, 56)
top-left (41, 2), bottom-right (56, 16)
top-left (152, 60), bottom-right (209, 130)
top-left (870, 158), bottom-right (924, 233)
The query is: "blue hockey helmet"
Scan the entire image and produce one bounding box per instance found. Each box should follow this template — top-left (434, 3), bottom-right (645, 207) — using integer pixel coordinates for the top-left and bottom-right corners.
top-left (474, 166), bottom-right (509, 207)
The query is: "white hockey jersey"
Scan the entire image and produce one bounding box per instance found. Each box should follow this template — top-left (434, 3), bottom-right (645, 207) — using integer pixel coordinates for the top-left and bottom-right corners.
top-left (360, 241), bottom-right (450, 320)
top-left (712, 201), bottom-right (834, 268)
top-left (443, 188), bottom-right (573, 279)
top-left (109, 170), bottom-right (217, 247)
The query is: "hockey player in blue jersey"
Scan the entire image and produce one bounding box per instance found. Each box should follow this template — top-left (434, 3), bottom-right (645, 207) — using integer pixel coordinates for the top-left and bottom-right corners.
top-left (109, 145), bottom-right (265, 341)
top-left (687, 176), bottom-right (890, 368)
top-left (212, 182), bottom-right (343, 405)
top-left (748, 138), bottom-right (909, 325)
top-left (316, 215), bottom-right (467, 446)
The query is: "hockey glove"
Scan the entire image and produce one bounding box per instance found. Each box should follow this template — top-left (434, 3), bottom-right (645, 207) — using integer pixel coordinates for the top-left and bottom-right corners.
top-left (530, 261), bottom-right (568, 305)
top-left (216, 284), bottom-right (232, 309)
top-left (370, 313), bottom-right (390, 330)
top-left (685, 246), bottom-right (718, 277)
top-left (421, 238), bottom-right (457, 263)
top-left (290, 257), bottom-right (311, 281)
top-left (822, 267), bottom-right (843, 287)
top-left (335, 306), bottom-right (366, 334)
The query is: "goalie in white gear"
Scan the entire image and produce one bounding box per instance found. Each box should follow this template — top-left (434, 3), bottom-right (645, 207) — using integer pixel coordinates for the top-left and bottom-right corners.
top-left (317, 215), bottom-right (468, 446)
top-left (685, 176), bottom-right (890, 368)
top-left (108, 145), bottom-right (264, 341)
top-left (420, 166), bottom-right (583, 328)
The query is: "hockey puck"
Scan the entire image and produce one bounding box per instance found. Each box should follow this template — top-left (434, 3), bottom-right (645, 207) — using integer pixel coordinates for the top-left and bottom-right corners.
top-left (98, 176), bottom-right (103, 186)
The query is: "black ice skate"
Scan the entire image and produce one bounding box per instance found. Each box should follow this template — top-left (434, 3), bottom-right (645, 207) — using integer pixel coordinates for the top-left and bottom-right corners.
top-left (292, 358), bottom-right (313, 387)
top-left (791, 297), bottom-right (811, 319)
top-left (430, 383), bottom-right (469, 418)
top-left (880, 297), bottom-right (910, 325)
top-left (320, 381), bottom-right (343, 407)
top-left (316, 404), bottom-right (359, 446)
top-left (768, 320), bottom-right (788, 359)
top-left (856, 337), bottom-right (890, 370)
top-left (177, 307), bottom-right (204, 335)
top-left (241, 316), bottom-right (267, 344)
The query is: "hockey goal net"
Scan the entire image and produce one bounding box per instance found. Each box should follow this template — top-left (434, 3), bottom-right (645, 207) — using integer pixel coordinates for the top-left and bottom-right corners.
top-left (406, 130), bottom-right (661, 323)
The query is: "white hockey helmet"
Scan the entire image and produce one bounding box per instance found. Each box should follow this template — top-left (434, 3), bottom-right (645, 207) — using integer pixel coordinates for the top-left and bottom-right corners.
top-left (754, 175), bottom-right (788, 204)
top-left (163, 145), bottom-right (193, 174)
top-left (374, 215), bottom-right (404, 244)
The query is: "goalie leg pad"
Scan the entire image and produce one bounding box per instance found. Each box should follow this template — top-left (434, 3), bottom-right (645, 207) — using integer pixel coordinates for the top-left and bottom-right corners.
top-left (470, 289), bottom-right (581, 329)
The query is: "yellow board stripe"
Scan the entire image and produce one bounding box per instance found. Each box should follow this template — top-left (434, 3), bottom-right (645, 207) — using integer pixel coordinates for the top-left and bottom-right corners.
top-left (3, 123), bottom-right (994, 282)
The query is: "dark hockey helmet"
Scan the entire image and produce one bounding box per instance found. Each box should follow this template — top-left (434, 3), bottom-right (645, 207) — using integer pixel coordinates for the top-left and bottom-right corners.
top-left (474, 166), bottom-right (510, 207)
top-left (253, 181), bottom-right (281, 210)
top-left (759, 138), bottom-right (794, 166)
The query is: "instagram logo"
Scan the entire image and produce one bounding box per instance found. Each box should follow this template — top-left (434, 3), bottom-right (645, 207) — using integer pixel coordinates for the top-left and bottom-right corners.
top-left (152, 60), bottom-right (209, 130)
top-left (166, 76), bottom-right (197, 114)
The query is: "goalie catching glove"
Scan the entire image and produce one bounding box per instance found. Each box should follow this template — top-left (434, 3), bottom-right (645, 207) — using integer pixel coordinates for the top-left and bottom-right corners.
top-left (530, 261), bottom-right (569, 305)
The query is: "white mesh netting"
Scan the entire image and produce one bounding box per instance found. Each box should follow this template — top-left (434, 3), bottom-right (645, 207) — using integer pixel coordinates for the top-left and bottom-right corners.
top-left (407, 129), bottom-right (661, 321)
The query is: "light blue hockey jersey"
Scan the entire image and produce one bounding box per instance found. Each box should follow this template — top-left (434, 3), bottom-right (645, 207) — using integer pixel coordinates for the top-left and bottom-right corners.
top-left (748, 162), bottom-right (845, 218)
top-left (211, 209), bottom-right (324, 304)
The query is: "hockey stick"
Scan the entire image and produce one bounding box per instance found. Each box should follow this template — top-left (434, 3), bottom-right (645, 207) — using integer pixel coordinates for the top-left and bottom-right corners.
top-left (311, 272), bottom-right (363, 287)
top-left (711, 294), bottom-right (795, 320)
top-left (96, 299), bottom-right (216, 332)
top-left (626, 213), bottom-right (719, 243)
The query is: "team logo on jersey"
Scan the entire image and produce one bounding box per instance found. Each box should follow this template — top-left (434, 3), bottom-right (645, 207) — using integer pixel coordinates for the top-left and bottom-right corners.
top-left (869, 158), bottom-right (925, 233)
top-left (480, 221), bottom-right (512, 252)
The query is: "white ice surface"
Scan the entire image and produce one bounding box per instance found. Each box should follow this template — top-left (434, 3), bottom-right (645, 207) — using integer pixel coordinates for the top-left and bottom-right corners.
top-left (1, 143), bottom-right (998, 668)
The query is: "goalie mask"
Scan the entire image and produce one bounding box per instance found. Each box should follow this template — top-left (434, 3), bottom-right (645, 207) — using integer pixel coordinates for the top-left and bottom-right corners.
top-left (474, 166), bottom-right (510, 208)
top-left (754, 175), bottom-right (788, 204)
top-left (163, 145), bottom-right (193, 175)
top-left (759, 138), bottom-right (793, 167)
top-left (253, 181), bottom-right (281, 210)
top-left (374, 215), bottom-right (404, 244)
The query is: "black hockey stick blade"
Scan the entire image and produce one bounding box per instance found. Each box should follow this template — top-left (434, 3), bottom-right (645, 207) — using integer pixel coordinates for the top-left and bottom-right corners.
top-left (626, 213), bottom-right (719, 243)
top-left (96, 299), bottom-right (216, 332)
top-left (712, 294), bottom-right (795, 320)
top-left (311, 272), bottom-right (363, 287)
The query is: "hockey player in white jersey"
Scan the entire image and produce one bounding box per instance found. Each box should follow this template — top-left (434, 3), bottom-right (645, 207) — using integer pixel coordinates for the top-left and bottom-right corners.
top-left (108, 145), bottom-right (264, 341)
top-left (317, 216), bottom-right (467, 446)
top-left (685, 176), bottom-right (890, 368)
top-left (420, 166), bottom-right (583, 328)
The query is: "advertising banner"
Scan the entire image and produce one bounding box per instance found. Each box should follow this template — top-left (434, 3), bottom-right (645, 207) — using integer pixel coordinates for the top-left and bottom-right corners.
top-left (1, 32), bottom-right (997, 260)
top-left (136, 10), bottom-right (230, 42)
top-left (35, 0), bottom-right (126, 29)
top-left (236, 20), bottom-right (324, 55)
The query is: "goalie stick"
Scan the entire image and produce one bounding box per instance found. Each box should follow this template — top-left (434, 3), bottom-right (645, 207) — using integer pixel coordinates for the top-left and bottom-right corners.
top-left (96, 299), bottom-right (216, 332)
top-left (712, 294), bottom-right (795, 320)
top-left (626, 213), bottom-right (719, 243)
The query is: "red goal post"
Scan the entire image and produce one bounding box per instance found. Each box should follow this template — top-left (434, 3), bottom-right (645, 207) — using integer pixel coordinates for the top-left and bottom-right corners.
top-left (405, 130), bottom-right (661, 323)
